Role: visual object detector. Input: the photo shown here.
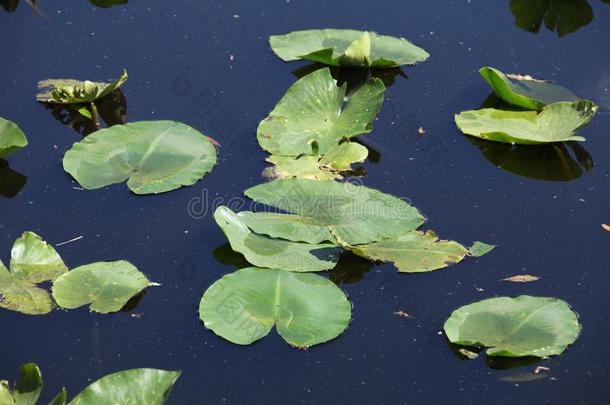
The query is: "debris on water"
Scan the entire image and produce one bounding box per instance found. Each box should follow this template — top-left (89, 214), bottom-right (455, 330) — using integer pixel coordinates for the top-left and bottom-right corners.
top-left (394, 310), bottom-right (412, 318)
top-left (602, 224), bottom-right (610, 232)
top-left (458, 348), bottom-right (479, 359)
top-left (56, 235), bottom-right (84, 246)
top-left (534, 366), bottom-right (550, 374)
top-left (131, 313), bottom-right (142, 318)
top-left (417, 126), bottom-right (426, 135)
top-left (501, 275), bottom-right (540, 283)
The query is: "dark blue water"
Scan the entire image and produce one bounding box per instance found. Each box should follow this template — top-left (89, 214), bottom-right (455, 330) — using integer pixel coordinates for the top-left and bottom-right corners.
top-left (1, 1), bottom-right (609, 403)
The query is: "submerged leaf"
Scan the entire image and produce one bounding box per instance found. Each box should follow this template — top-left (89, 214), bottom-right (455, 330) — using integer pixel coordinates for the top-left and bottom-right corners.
top-left (63, 120), bottom-right (217, 194)
top-left (37, 69), bottom-right (128, 104)
top-left (444, 295), bottom-right (581, 357)
top-left (244, 178), bottom-right (425, 245)
top-left (199, 267), bottom-right (351, 347)
top-left (0, 117), bottom-right (28, 158)
top-left (69, 368), bottom-right (181, 405)
top-left (468, 241), bottom-right (496, 257)
top-left (348, 230), bottom-right (469, 273)
top-left (455, 101), bottom-right (597, 144)
top-left (257, 68), bottom-right (385, 156)
top-left (479, 66), bottom-right (578, 110)
top-left (52, 261), bottom-right (153, 313)
top-left (269, 29), bottom-right (429, 68)
top-left (214, 206), bottom-right (340, 272)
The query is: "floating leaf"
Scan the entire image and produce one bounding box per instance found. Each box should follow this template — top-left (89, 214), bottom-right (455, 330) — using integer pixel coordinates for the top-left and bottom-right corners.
top-left (502, 275), bottom-right (540, 283)
top-left (0, 117), bottom-right (28, 158)
top-left (52, 261), bottom-right (155, 313)
top-left (63, 120), bottom-right (217, 194)
top-left (0, 363), bottom-right (43, 405)
top-left (468, 241), bottom-right (496, 257)
top-left (269, 29), bottom-right (429, 68)
top-left (257, 68), bottom-right (385, 156)
top-left (444, 295), bottom-right (581, 357)
top-left (199, 267), bottom-right (351, 347)
top-left (214, 206), bottom-right (339, 272)
top-left (89, 0), bottom-right (128, 8)
top-left (455, 101), bottom-right (597, 144)
top-left (602, 224), bottom-right (610, 232)
top-left (263, 142), bottom-right (368, 180)
top-left (348, 230), bottom-right (469, 273)
top-left (0, 232), bottom-right (67, 315)
top-left (479, 66), bottom-right (578, 110)
top-left (244, 178), bottom-right (425, 245)
top-left (68, 368), bottom-right (181, 405)
top-left (37, 69), bottom-right (128, 104)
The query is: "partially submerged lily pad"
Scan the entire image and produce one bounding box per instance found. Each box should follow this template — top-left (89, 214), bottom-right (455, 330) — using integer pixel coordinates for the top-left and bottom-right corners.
top-left (244, 178), bottom-right (425, 245)
top-left (0, 363), bottom-right (43, 405)
top-left (37, 69), bottom-right (128, 104)
top-left (270, 29), bottom-right (429, 68)
top-left (52, 260), bottom-right (155, 313)
top-left (479, 66), bottom-right (578, 110)
top-left (348, 230), bottom-right (469, 273)
top-left (214, 206), bottom-right (340, 272)
top-left (199, 267), bottom-right (351, 347)
top-left (455, 101), bottom-right (597, 144)
top-left (0, 232), bottom-right (67, 315)
top-left (444, 295), bottom-right (581, 357)
top-left (0, 117), bottom-right (28, 158)
top-left (257, 68), bottom-right (385, 156)
top-left (63, 120), bottom-right (217, 194)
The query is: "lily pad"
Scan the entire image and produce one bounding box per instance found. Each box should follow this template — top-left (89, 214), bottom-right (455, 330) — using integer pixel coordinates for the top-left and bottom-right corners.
top-left (468, 241), bottom-right (496, 257)
top-left (37, 69), bottom-right (128, 104)
top-left (257, 68), bottom-right (385, 156)
top-left (67, 368), bottom-right (181, 405)
top-left (0, 232), bottom-right (67, 315)
top-left (270, 29), bottom-right (429, 68)
top-left (0, 117), bottom-right (28, 158)
top-left (199, 267), bottom-right (351, 347)
top-left (263, 142), bottom-right (368, 180)
top-left (52, 260), bottom-right (155, 313)
top-left (444, 295), bottom-right (581, 357)
top-left (244, 178), bottom-right (425, 245)
top-left (479, 66), bottom-right (578, 110)
top-left (348, 230), bottom-right (469, 273)
top-left (214, 206), bottom-right (339, 272)
top-left (454, 101), bottom-right (597, 144)
top-left (0, 363), bottom-right (43, 405)
top-left (63, 120), bottom-right (217, 194)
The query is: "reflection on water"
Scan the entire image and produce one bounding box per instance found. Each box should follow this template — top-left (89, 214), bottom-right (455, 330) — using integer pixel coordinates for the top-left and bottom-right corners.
top-left (1, 0), bottom-right (125, 12)
top-left (510, 0), bottom-right (609, 37)
top-left (329, 251), bottom-right (372, 285)
top-left (213, 243), bottom-right (251, 269)
top-left (446, 338), bottom-right (544, 370)
top-left (120, 290), bottom-right (146, 312)
top-left (40, 89), bottom-right (127, 137)
top-left (0, 159), bottom-right (27, 198)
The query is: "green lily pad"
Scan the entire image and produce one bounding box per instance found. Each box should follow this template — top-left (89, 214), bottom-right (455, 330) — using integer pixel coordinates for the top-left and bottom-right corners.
top-left (214, 206), bottom-right (339, 272)
top-left (67, 368), bottom-right (181, 405)
top-left (0, 117), bottom-right (28, 158)
top-left (479, 66), bottom-right (578, 110)
top-left (0, 363), bottom-right (43, 405)
top-left (444, 295), bottom-right (581, 357)
top-left (348, 230), bottom-right (469, 273)
top-left (37, 69), bottom-right (128, 104)
top-left (199, 267), bottom-right (351, 347)
top-left (269, 29), bottom-right (429, 68)
top-left (52, 261), bottom-right (156, 313)
top-left (244, 178), bottom-right (425, 245)
top-left (0, 232), bottom-right (67, 315)
top-left (63, 120), bottom-right (217, 194)
top-left (257, 68), bottom-right (385, 156)
top-left (263, 142), bottom-right (368, 180)
top-left (468, 241), bottom-right (496, 257)
top-left (455, 101), bottom-right (597, 144)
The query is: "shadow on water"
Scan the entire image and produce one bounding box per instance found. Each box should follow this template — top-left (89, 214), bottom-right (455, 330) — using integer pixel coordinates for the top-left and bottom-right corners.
top-left (0, 159), bottom-right (27, 198)
top-left (510, 0), bottom-right (610, 37)
top-left (1, 0), bottom-right (126, 12)
top-left (213, 243), bottom-right (251, 269)
top-left (446, 338), bottom-right (543, 370)
top-left (329, 251), bottom-right (372, 285)
top-left (40, 89), bottom-right (127, 137)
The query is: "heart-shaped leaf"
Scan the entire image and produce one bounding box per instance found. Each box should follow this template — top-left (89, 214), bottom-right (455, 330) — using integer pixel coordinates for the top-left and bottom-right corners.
top-left (455, 101), bottom-right (597, 144)
top-left (199, 267), bottom-right (351, 347)
top-left (0, 363), bottom-right (43, 405)
top-left (214, 206), bottom-right (340, 272)
top-left (444, 295), bottom-right (581, 357)
top-left (257, 68), bottom-right (385, 156)
top-left (63, 120), bottom-right (217, 194)
top-left (479, 66), bottom-right (578, 110)
top-left (37, 69), bottom-right (128, 104)
top-left (52, 260), bottom-right (155, 313)
top-left (0, 117), bottom-right (28, 158)
top-left (244, 178), bottom-right (425, 245)
top-left (269, 29), bottom-right (429, 68)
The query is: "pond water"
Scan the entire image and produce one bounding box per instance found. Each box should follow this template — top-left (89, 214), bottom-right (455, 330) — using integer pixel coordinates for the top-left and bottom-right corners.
top-left (1, 0), bottom-right (609, 403)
